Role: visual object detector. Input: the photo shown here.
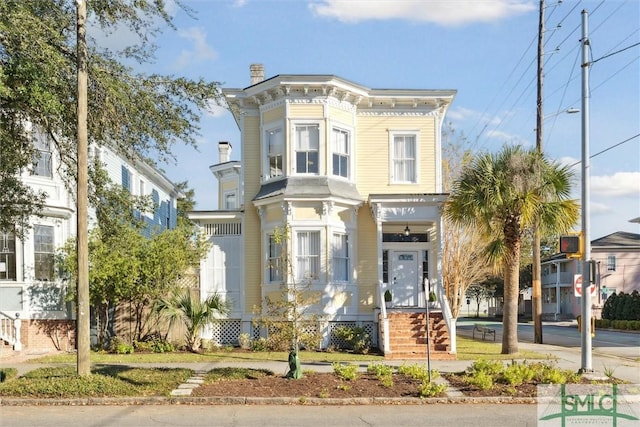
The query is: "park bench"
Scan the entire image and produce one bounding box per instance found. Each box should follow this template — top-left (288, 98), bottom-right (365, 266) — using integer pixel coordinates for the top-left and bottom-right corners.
top-left (473, 323), bottom-right (496, 341)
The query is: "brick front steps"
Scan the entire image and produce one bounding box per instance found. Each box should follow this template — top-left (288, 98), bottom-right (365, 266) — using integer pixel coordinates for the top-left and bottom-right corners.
top-left (382, 310), bottom-right (456, 360)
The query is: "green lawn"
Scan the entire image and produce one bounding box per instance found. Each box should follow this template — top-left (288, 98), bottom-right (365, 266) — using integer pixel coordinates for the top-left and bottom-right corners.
top-left (28, 337), bottom-right (553, 364)
top-left (0, 338), bottom-right (557, 399)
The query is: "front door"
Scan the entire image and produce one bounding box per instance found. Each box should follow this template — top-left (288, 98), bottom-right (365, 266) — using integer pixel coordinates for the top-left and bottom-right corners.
top-left (391, 251), bottom-right (419, 306)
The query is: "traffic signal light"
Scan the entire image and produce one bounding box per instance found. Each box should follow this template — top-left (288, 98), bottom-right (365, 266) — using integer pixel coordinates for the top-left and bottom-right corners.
top-left (559, 234), bottom-right (582, 259)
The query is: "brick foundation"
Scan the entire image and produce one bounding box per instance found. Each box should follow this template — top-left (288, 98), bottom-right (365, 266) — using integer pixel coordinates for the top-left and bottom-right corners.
top-left (21, 319), bottom-right (76, 354)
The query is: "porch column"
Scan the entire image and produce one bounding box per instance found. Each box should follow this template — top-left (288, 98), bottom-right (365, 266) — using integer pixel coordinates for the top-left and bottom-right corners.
top-left (555, 261), bottom-right (561, 318)
top-left (371, 203), bottom-right (389, 354)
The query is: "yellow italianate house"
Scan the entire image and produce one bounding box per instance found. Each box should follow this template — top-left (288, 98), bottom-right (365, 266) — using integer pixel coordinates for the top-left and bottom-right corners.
top-left (189, 65), bottom-right (457, 359)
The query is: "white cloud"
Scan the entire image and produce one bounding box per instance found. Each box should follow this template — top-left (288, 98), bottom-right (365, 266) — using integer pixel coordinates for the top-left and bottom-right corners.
top-left (591, 172), bottom-right (640, 198)
top-left (309, 0), bottom-right (535, 26)
top-left (205, 102), bottom-right (229, 119)
top-left (232, 0), bottom-right (248, 7)
top-left (485, 129), bottom-right (527, 145)
top-left (172, 27), bottom-right (217, 70)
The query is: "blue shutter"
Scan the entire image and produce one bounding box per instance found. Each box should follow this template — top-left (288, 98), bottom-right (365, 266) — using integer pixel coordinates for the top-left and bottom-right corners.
top-left (121, 166), bottom-right (130, 191)
top-left (151, 190), bottom-right (160, 225)
top-left (170, 200), bottom-right (177, 229)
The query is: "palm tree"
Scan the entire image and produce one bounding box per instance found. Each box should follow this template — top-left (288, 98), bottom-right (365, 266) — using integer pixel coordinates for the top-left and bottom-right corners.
top-left (156, 289), bottom-right (229, 352)
top-left (445, 145), bottom-right (579, 354)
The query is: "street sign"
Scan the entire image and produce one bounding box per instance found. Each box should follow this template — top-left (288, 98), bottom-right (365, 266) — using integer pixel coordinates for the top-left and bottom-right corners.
top-left (573, 274), bottom-right (596, 297)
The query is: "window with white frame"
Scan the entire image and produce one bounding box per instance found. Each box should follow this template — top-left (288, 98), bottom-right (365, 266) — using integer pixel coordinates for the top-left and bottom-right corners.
top-left (224, 191), bottom-right (236, 210)
top-left (34, 225), bottom-right (54, 281)
top-left (295, 124), bottom-right (319, 174)
top-left (332, 127), bottom-right (350, 179)
top-left (32, 129), bottom-right (52, 177)
top-left (296, 230), bottom-right (320, 281)
top-left (268, 234), bottom-right (282, 282)
top-left (332, 233), bottom-right (349, 282)
top-left (138, 179), bottom-right (145, 196)
top-left (390, 133), bottom-right (417, 183)
top-left (266, 127), bottom-right (284, 179)
top-left (0, 231), bottom-right (16, 281)
top-left (607, 255), bottom-right (616, 271)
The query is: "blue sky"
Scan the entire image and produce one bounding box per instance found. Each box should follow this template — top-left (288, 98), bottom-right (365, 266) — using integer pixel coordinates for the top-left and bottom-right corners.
top-left (110, 0), bottom-right (639, 240)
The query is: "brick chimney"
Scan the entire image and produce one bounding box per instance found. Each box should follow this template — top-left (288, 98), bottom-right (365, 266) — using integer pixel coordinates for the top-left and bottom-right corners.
top-left (218, 141), bottom-right (232, 163)
top-left (250, 64), bottom-right (264, 85)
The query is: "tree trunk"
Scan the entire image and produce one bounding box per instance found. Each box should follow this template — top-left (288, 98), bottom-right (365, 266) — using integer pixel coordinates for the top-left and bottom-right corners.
top-left (501, 247), bottom-right (521, 354)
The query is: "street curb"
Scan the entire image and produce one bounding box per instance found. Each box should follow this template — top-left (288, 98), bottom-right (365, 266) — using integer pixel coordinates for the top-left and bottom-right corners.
top-left (0, 395), bottom-right (539, 406)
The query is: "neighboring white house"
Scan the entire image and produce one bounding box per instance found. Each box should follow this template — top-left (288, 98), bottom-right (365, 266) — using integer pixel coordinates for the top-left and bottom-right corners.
top-left (0, 128), bottom-right (183, 355)
top-left (541, 231), bottom-right (640, 319)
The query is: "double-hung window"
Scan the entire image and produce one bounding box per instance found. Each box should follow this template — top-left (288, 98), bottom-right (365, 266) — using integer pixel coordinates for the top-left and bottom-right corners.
top-left (224, 191), bottom-right (236, 210)
top-left (295, 124), bottom-right (319, 174)
top-left (34, 225), bottom-right (54, 281)
top-left (296, 231), bottom-right (320, 281)
top-left (332, 233), bottom-right (349, 282)
top-left (0, 231), bottom-right (16, 281)
top-left (391, 133), bottom-right (417, 183)
top-left (32, 130), bottom-right (52, 177)
top-left (332, 127), bottom-right (350, 179)
top-left (268, 234), bottom-right (282, 282)
top-left (607, 255), bottom-right (616, 271)
top-left (266, 128), bottom-right (284, 179)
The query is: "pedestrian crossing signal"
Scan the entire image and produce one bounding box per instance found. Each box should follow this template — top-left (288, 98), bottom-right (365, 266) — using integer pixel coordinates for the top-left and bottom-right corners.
top-left (559, 234), bottom-right (582, 259)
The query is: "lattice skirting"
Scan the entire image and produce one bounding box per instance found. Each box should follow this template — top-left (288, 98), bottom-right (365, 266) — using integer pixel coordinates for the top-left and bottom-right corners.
top-left (208, 319), bottom-right (378, 350)
top-left (328, 321), bottom-right (377, 349)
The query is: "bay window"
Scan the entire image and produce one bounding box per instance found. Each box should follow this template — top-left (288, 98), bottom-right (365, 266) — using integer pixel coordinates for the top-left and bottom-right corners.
top-left (295, 124), bottom-right (319, 174)
top-left (267, 127), bottom-right (284, 179)
top-left (332, 233), bottom-right (349, 282)
top-left (32, 130), bottom-right (52, 177)
top-left (0, 231), bottom-right (16, 281)
top-left (34, 225), bottom-right (54, 281)
top-left (332, 127), bottom-right (350, 179)
top-left (296, 230), bottom-right (320, 281)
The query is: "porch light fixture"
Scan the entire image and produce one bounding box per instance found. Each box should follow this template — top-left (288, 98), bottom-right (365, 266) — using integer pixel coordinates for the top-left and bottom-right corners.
top-left (404, 225), bottom-right (410, 237)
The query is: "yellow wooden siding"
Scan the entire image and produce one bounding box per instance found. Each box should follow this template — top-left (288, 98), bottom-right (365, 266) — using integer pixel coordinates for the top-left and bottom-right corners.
top-left (265, 204), bottom-right (284, 224)
top-left (334, 206), bottom-right (351, 223)
top-left (288, 104), bottom-right (324, 118)
top-left (242, 116), bottom-right (263, 310)
top-left (293, 205), bottom-right (321, 221)
top-left (356, 206), bottom-right (379, 310)
top-left (356, 115), bottom-right (437, 196)
top-left (263, 106), bottom-right (285, 125)
top-left (331, 291), bottom-right (352, 309)
top-left (327, 106), bottom-right (355, 126)
top-left (220, 180), bottom-right (238, 206)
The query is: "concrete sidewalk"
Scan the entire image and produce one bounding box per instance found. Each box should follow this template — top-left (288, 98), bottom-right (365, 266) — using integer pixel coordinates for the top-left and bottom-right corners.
top-left (2, 342), bottom-right (637, 384)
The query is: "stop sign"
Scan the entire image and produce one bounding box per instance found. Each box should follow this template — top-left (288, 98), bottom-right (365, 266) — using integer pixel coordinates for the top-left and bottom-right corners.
top-left (574, 274), bottom-right (595, 297)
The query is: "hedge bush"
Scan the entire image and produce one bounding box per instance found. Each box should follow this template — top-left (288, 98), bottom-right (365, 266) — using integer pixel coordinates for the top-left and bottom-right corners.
top-left (601, 290), bottom-right (640, 321)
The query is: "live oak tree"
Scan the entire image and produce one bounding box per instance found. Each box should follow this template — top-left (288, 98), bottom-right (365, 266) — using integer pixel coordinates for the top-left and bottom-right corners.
top-left (445, 145), bottom-right (578, 354)
top-left (0, 0), bottom-right (220, 235)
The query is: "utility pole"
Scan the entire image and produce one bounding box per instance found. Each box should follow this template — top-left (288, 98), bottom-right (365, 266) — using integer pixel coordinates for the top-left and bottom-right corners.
top-left (76, 0), bottom-right (90, 376)
top-left (533, 0), bottom-right (545, 344)
top-left (579, 8), bottom-right (593, 373)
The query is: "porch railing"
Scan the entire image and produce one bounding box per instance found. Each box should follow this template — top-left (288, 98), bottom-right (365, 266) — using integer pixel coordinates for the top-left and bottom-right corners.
top-left (378, 281), bottom-right (390, 354)
top-left (378, 280), bottom-right (457, 354)
top-left (0, 311), bottom-right (22, 351)
top-left (434, 282), bottom-right (456, 354)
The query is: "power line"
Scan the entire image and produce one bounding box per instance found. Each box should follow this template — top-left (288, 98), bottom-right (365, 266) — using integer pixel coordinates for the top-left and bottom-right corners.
top-left (591, 42), bottom-right (640, 65)
top-left (568, 134), bottom-right (640, 167)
